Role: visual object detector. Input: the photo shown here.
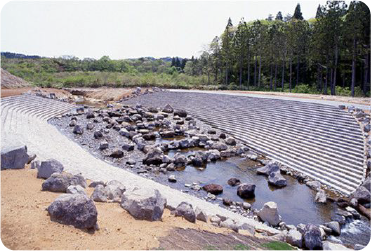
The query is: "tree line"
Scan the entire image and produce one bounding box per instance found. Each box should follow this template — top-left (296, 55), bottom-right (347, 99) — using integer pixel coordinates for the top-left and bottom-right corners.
top-left (185, 1), bottom-right (370, 96)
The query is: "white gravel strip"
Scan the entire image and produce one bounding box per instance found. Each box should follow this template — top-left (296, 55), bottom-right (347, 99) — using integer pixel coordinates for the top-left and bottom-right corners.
top-left (1, 102), bottom-right (279, 233)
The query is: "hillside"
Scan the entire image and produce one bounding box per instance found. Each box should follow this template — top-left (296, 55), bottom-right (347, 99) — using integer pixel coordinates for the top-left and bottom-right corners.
top-left (1, 68), bottom-right (30, 89)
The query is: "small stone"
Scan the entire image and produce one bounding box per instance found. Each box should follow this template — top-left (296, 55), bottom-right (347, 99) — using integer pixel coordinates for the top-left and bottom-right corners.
top-left (168, 175), bottom-right (177, 183)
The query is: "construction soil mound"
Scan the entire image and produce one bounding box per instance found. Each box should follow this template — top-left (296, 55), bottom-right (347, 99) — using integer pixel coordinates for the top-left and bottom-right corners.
top-left (1, 68), bottom-right (30, 89)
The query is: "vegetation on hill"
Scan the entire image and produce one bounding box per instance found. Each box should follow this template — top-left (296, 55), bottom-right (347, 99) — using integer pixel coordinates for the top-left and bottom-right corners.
top-left (1, 1), bottom-right (369, 97)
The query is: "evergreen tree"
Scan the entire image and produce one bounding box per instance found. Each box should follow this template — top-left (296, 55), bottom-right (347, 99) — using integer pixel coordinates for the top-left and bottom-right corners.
top-left (275, 11), bottom-right (283, 21)
top-left (315, 4), bottom-right (323, 18)
top-left (293, 3), bottom-right (304, 20)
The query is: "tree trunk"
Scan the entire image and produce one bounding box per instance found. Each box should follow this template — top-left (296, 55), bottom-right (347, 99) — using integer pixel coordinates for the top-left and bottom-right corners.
top-left (274, 63), bottom-right (278, 91)
top-left (239, 57), bottom-right (243, 89)
top-left (270, 64), bottom-right (273, 90)
top-left (351, 38), bottom-right (357, 97)
top-left (281, 59), bottom-right (285, 92)
top-left (258, 55), bottom-right (262, 88)
top-left (296, 56), bottom-right (300, 86)
top-left (364, 52), bottom-right (370, 95)
top-left (289, 58), bottom-right (292, 92)
top-left (254, 57), bottom-right (257, 87)
top-left (332, 44), bottom-right (338, 95)
top-left (225, 65), bottom-right (228, 86)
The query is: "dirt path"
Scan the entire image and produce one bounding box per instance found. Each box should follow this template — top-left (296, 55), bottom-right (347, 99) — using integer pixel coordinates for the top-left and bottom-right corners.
top-left (1, 166), bottom-right (259, 250)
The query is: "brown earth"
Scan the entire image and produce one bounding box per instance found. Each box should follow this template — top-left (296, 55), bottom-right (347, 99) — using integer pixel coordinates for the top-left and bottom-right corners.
top-left (1, 166), bottom-right (273, 250)
top-left (1, 69), bottom-right (30, 89)
top-left (1, 87), bottom-right (72, 98)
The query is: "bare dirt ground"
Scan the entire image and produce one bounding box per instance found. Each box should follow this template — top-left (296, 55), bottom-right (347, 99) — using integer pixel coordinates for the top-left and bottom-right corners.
top-left (1, 69), bottom-right (30, 89)
top-left (1, 87), bottom-right (72, 98)
top-left (1, 166), bottom-right (268, 250)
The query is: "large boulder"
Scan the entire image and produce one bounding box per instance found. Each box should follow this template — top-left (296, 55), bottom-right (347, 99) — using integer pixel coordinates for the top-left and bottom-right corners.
top-left (203, 184), bottom-right (223, 195)
top-left (175, 202), bottom-right (196, 223)
top-left (325, 221), bottom-right (341, 236)
top-left (257, 201), bottom-right (282, 227)
top-left (303, 224), bottom-right (323, 250)
top-left (37, 159), bottom-right (64, 179)
top-left (315, 189), bottom-right (327, 203)
top-left (42, 173), bottom-right (86, 192)
top-left (351, 186), bottom-right (371, 204)
top-left (257, 163), bottom-right (280, 176)
top-left (91, 181), bottom-right (126, 203)
top-left (174, 109), bottom-right (187, 117)
top-left (286, 229), bottom-right (303, 248)
top-left (47, 194), bottom-right (97, 229)
top-left (143, 147), bottom-right (163, 165)
top-left (237, 183), bottom-right (256, 199)
top-left (195, 207), bottom-right (208, 222)
top-left (121, 188), bottom-right (166, 221)
top-left (162, 104), bottom-right (174, 113)
top-left (268, 172), bottom-right (287, 187)
top-left (1, 145), bottom-right (29, 170)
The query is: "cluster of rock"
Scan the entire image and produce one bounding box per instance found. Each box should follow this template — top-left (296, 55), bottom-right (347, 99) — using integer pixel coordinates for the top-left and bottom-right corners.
top-left (1, 144), bottom-right (32, 170)
top-left (257, 163), bottom-right (287, 187)
top-left (28, 89), bottom-right (69, 103)
top-left (122, 86), bottom-right (163, 101)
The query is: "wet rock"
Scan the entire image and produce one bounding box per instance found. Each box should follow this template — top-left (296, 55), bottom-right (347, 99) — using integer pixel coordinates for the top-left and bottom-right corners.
top-left (257, 163), bottom-right (280, 176)
top-left (162, 104), bottom-right (174, 113)
top-left (345, 206), bottom-right (361, 219)
top-left (109, 149), bottom-right (124, 158)
top-left (303, 224), bottom-right (323, 250)
top-left (195, 207), bottom-right (208, 222)
top-left (242, 202), bottom-right (251, 210)
top-left (351, 186), bottom-right (371, 204)
top-left (227, 178), bottom-right (241, 186)
top-left (37, 159), bottom-right (64, 179)
top-left (122, 143), bottom-right (135, 151)
top-left (143, 147), bottom-right (163, 165)
top-left (175, 202), bottom-right (196, 223)
top-left (203, 184), bottom-right (223, 195)
top-left (160, 130), bottom-right (175, 138)
top-left (268, 172), bottom-right (287, 187)
top-left (208, 129), bottom-right (217, 134)
top-left (73, 125), bottom-right (84, 135)
top-left (286, 229), bottom-right (303, 248)
top-left (121, 188), bottom-right (167, 221)
top-left (212, 142), bottom-right (228, 151)
top-left (325, 221), bottom-right (341, 236)
top-left (237, 183), bottom-right (256, 199)
top-left (225, 137), bottom-right (236, 146)
top-left (168, 175), bottom-right (177, 183)
top-left (93, 130), bottom-right (103, 139)
top-left (174, 109), bottom-right (187, 117)
top-left (257, 202), bottom-right (282, 227)
top-left (306, 180), bottom-right (322, 191)
top-left (223, 198), bottom-right (233, 206)
top-left (47, 194), bottom-right (97, 229)
top-left (67, 185), bottom-right (86, 195)
top-left (315, 189), bottom-right (327, 203)
top-left (219, 133), bottom-right (226, 139)
top-left (1, 145), bottom-right (29, 170)
top-left (99, 141), bottom-right (109, 150)
top-left (330, 215), bottom-right (346, 226)
top-left (173, 153), bottom-right (187, 167)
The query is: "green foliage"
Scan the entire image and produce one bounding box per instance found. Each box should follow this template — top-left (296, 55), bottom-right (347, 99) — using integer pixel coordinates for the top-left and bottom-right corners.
top-left (261, 241), bottom-right (296, 250)
top-left (233, 243), bottom-right (249, 250)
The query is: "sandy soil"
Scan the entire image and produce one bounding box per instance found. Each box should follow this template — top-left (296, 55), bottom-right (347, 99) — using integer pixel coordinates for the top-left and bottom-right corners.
top-left (1, 87), bottom-right (72, 99)
top-left (1, 166), bottom-right (237, 250)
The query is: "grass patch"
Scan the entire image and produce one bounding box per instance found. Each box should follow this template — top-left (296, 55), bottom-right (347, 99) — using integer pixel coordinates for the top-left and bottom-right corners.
top-left (261, 241), bottom-right (296, 250)
top-left (233, 243), bottom-right (249, 250)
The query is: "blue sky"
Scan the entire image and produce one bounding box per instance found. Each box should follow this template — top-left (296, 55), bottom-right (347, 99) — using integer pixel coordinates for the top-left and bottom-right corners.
top-left (1, 1), bottom-right (340, 59)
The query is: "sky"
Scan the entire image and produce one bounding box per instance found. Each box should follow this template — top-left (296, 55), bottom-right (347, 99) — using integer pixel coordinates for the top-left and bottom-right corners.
top-left (1, 0), bottom-right (340, 60)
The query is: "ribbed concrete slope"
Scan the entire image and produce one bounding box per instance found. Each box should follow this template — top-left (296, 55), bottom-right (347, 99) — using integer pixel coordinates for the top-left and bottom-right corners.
top-left (122, 91), bottom-right (365, 195)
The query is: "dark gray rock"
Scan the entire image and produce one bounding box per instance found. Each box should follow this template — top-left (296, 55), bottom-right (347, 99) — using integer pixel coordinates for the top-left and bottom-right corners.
top-left (1, 145), bottom-right (29, 170)
top-left (268, 172), bottom-right (287, 187)
top-left (203, 184), bottom-right (223, 195)
top-left (143, 147), bottom-right (163, 165)
top-left (175, 202), bottom-right (196, 223)
top-left (89, 180), bottom-right (105, 188)
top-left (237, 183), bottom-right (255, 199)
top-left (162, 104), bottom-right (174, 113)
top-left (73, 125), bottom-right (84, 135)
top-left (174, 109), bottom-right (187, 117)
top-left (93, 130), bottom-right (103, 139)
top-left (37, 159), bottom-right (64, 179)
top-left (257, 163), bottom-right (280, 176)
top-left (227, 178), bottom-right (241, 186)
top-left (121, 188), bottom-right (167, 221)
top-left (122, 143), bottom-right (135, 151)
top-left (99, 141), bottom-right (109, 150)
top-left (352, 186), bottom-right (371, 204)
top-left (67, 185), bottom-right (86, 195)
top-left (303, 224), bottom-right (323, 250)
top-left (325, 221), bottom-right (341, 236)
top-left (225, 137), bottom-right (236, 146)
top-left (109, 149), bottom-right (124, 158)
top-left (47, 194), bottom-right (97, 229)
top-left (42, 173), bottom-right (72, 192)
